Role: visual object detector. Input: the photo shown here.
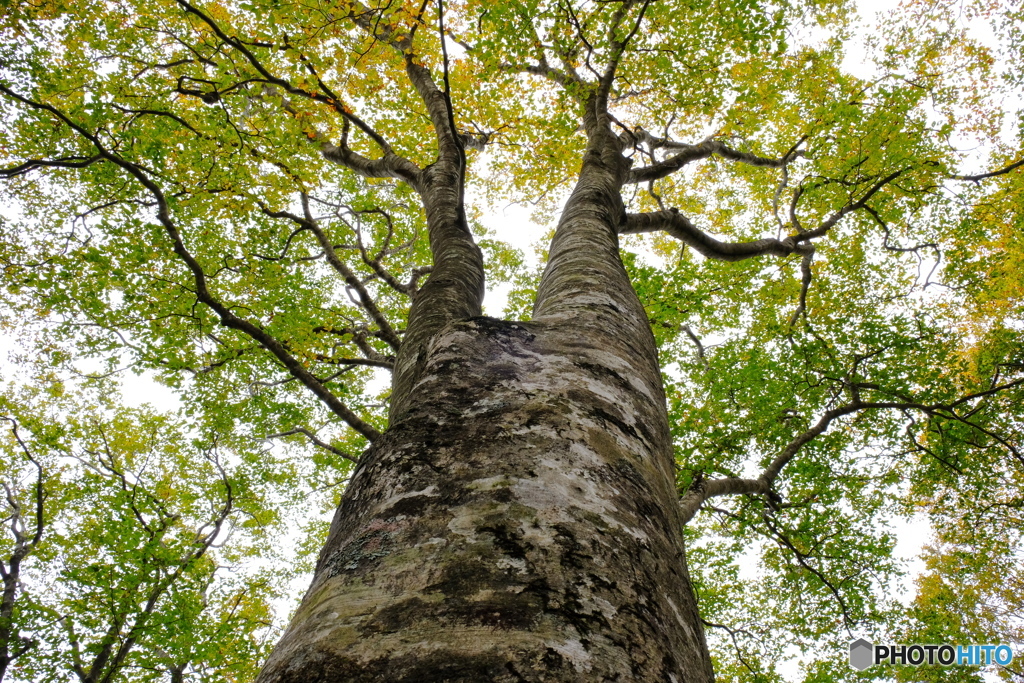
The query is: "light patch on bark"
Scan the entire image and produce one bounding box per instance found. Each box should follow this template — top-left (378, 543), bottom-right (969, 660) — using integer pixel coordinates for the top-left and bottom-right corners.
top-left (257, 317), bottom-right (713, 682)
top-left (378, 485), bottom-right (439, 511)
top-left (545, 638), bottom-right (594, 673)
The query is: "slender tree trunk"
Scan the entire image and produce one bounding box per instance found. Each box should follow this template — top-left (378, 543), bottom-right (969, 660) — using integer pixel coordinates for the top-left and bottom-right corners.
top-left (0, 567), bottom-right (19, 682)
top-left (257, 136), bottom-right (714, 682)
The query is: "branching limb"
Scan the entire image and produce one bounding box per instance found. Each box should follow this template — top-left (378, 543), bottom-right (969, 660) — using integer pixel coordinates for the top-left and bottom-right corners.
top-left (680, 379), bottom-right (1024, 525)
top-left (700, 619), bottom-right (763, 678)
top-left (499, 1), bottom-right (650, 117)
top-left (0, 418), bottom-right (44, 551)
top-left (787, 248), bottom-right (814, 327)
top-left (621, 209), bottom-right (813, 262)
top-left (261, 196), bottom-right (403, 352)
top-left (491, 15), bottom-right (588, 90)
top-left (500, 61), bottom-right (586, 90)
top-left (340, 0), bottom-right (463, 169)
top-left (171, 0), bottom-right (421, 185)
top-left (627, 137), bottom-right (806, 185)
top-left (83, 444), bottom-right (237, 683)
top-left (707, 505), bottom-right (866, 635)
top-left (680, 476), bottom-right (774, 526)
top-left (952, 156), bottom-right (1024, 182)
top-left (317, 355), bottom-right (395, 370)
top-left (793, 169), bottom-right (904, 242)
top-left (0, 84), bottom-right (380, 442)
top-left (341, 205), bottom-right (418, 297)
top-left (0, 417), bottom-right (46, 678)
top-left (862, 205), bottom-right (941, 286)
top-left (595, 1), bottom-right (651, 122)
top-left (559, 0), bottom-right (599, 81)
top-left (459, 131), bottom-right (490, 151)
top-left (265, 427), bottom-right (358, 464)
top-left (679, 325), bottom-right (709, 368)
top-left (312, 325), bottom-right (397, 367)
top-left (625, 168), bottom-right (904, 270)
top-left (0, 155), bottom-right (104, 178)
top-left (759, 513), bottom-right (856, 633)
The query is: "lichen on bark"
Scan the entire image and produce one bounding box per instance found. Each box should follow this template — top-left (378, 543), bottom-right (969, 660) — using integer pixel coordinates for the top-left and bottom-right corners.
top-left (258, 314), bottom-right (713, 681)
top-left (258, 123), bottom-right (714, 679)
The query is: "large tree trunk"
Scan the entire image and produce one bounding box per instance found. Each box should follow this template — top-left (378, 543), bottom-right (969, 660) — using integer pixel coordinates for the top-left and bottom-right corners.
top-left (257, 317), bottom-right (713, 681)
top-left (257, 127), bottom-right (715, 682)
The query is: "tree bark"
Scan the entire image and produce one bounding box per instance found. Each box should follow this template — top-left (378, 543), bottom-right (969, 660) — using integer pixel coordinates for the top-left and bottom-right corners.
top-left (256, 318), bottom-right (712, 682)
top-left (256, 131), bottom-right (714, 682)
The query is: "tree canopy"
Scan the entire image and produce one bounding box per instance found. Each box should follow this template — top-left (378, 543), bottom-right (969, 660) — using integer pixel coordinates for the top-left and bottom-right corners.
top-left (1, 0), bottom-right (1022, 680)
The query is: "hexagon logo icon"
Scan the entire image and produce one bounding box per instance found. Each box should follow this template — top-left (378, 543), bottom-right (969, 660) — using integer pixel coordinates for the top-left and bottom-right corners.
top-left (850, 638), bottom-right (874, 671)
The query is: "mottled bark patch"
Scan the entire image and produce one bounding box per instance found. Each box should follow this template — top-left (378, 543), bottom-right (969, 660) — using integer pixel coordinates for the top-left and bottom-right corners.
top-left (257, 318), bottom-right (713, 682)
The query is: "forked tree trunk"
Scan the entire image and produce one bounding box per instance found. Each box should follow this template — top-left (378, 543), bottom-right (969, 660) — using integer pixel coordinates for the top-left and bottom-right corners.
top-left (256, 134), bottom-right (715, 682)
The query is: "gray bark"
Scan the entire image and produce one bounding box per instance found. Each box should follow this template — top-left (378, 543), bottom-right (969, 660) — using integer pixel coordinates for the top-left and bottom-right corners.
top-left (256, 94), bottom-right (713, 682)
top-left (256, 316), bottom-right (712, 681)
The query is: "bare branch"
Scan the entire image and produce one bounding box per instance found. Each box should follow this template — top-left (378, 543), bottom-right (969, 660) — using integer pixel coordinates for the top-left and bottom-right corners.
top-left (265, 427), bottom-right (358, 464)
top-left (701, 619), bottom-right (763, 678)
top-left (626, 168), bottom-right (905, 270)
top-left (679, 324), bottom-right (707, 365)
top-left (952, 156), bottom-right (1024, 182)
top-left (794, 169), bottom-right (904, 242)
top-left (261, 197), bottom-right (403, 351)
top-left (759, 513), bottom-right (856, 633)
top-left (500, 61), bottom-right (585, 90)
top-left (627, 137), bottom-right (806, 185)
top-left (595, 1), bottom-right (652, 119)
top-left (170, 0), bottom-right (421, 184)
top-left (0, 154), bottom-right (104, 178)
top-left (339, 0), bottom-right (462, 168)
top-left (787, 248), bottom-right (815, 327)
top-left (621, 209), bottom-right (813, 262)
top-left (0, 417), bottom-right (46, 678)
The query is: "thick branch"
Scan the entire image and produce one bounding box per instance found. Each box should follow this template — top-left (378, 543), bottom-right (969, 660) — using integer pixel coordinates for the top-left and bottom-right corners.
top-left (319, 138), bottom-right (422, 186)
top-left (0, 154), bottom-right (103, 177)
top-left (625, 168), bottom-right (904, 264)
top-left (787, 248), bottom-right (815, 326)
top-left (627, 138), bottom-right (805, 185)
top-left (952, 156), bottom-right (1024, 182)
top-left (342, 0), bottom-right (462, 168)
top-left (500, 62), bottom-right (584, 90)
top-left (679, 401), bottom-right (868, 525)
top-left (595, 1), bottom-right (650, 121)
top-left (621, 210), bottom-right (813, 262)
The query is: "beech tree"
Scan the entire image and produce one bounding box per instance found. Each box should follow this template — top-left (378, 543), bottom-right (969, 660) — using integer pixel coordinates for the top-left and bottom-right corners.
top-left (1, 0), bottom-right (1022, 680)
top-left (0, 378), bottom-right (297, 683)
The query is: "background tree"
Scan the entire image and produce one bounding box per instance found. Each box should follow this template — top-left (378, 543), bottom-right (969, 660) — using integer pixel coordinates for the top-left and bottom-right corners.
top-left (0, 376), bottom-right (302, 683)
top-left (1, 0), bottom-right (1022, 680)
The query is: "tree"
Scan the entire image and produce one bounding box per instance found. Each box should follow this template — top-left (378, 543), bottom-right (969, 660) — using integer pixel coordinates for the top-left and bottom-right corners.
top-left (0, 377), bottom-right (295, 683)
top-left (1, 0), bottom-right (1022, 680)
